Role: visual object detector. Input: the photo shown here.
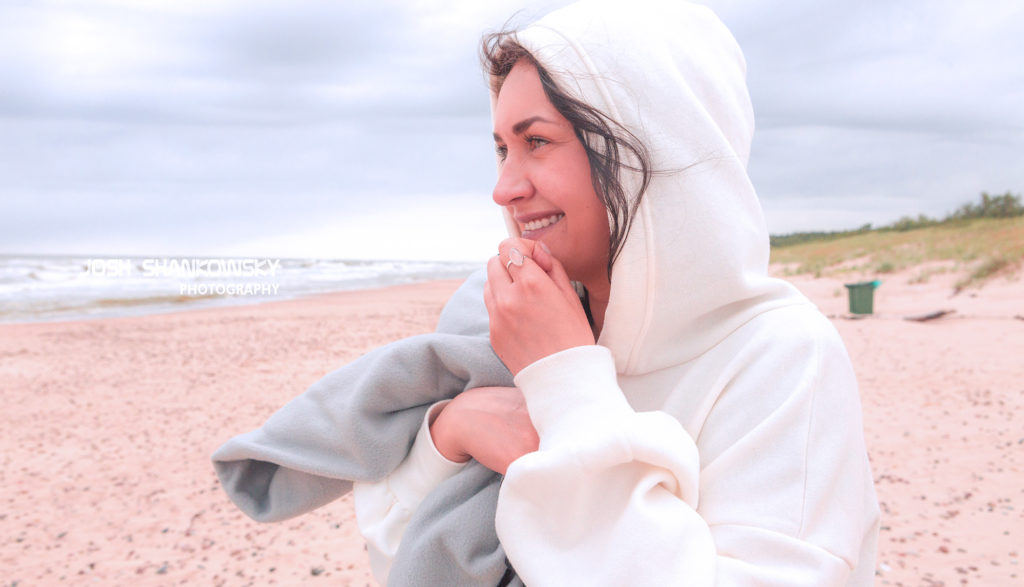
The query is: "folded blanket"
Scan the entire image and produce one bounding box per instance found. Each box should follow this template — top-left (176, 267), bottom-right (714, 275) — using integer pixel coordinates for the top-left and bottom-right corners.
top-left (212, 270), bottom-right (522, 585)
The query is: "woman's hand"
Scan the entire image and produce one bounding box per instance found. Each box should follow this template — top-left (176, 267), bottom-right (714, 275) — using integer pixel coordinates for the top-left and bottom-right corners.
top-left (484, 238), bottom-right (594, 375)
top-left (429, 386), bottom-right (539, 475)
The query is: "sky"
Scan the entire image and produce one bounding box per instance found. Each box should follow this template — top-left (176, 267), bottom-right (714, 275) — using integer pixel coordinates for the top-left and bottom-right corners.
top-left (1, 0), bottom-right (1021, 262)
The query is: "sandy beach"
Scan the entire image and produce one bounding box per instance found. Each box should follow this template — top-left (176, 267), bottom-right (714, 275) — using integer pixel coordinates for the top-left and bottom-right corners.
top-left (2, 268), bottom-right (1021, 585)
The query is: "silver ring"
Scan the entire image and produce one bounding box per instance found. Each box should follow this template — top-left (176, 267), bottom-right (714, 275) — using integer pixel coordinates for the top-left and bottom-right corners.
top-left (505, 259), bottom-right (515, 271)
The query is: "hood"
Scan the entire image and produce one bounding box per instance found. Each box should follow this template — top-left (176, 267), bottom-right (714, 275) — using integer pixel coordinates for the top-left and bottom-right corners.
top-left (501, 0), bottom-right (806, 375)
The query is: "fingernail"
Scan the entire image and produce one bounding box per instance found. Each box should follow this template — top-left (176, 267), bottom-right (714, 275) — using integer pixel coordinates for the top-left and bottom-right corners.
top-left (538, 241), bottom-right (550, 254)
top-left (509, 247), bottom-right (525, 266)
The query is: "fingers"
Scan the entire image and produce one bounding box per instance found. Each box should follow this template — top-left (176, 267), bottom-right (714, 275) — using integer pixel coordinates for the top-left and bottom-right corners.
top-left (497, 237), bottom-right (553, 274)
top-left (493, 237), bottom-right (580, 308)
top-left (486, 254), bottom-right (512, 289)
top-left (501, 250), bottom-right (552, 289)
top-left (530, 241), bottom-right (577, 299)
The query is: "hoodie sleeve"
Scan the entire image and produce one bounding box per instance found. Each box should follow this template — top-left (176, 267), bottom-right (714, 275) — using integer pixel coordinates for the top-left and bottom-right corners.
top-left (353, 401), bottom-right (466, 584)
top-left (496, 335), bottom-right (878, 586)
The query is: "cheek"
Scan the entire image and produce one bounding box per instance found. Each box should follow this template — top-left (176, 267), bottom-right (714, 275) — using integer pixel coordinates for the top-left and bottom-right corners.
top-left (566, 155), bottom-right (608, 244)
top-left (585, 198), bottom-right (611, 247)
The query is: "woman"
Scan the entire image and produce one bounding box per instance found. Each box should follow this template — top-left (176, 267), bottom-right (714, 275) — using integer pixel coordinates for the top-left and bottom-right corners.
top-left (354, 0), bottom-right (879, 585)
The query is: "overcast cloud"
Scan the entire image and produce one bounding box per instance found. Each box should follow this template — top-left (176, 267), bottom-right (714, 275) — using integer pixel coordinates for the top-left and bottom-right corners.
top-left (1, 0), bottom-right (1021, 261)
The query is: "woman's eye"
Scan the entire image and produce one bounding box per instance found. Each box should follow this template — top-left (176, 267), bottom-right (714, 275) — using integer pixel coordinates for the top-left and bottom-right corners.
top-left (527, 137), bottom-right (549, 149)
top-left (495, 144), bottom-right (508, 161)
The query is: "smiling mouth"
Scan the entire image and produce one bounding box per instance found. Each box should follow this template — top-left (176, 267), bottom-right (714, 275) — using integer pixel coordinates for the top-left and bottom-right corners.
top-left (521, 213), bottom-right (565, 232)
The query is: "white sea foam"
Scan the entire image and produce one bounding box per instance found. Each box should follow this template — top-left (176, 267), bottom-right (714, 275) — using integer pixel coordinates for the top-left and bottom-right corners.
top-left (0, 255), bottom-right (480, 323)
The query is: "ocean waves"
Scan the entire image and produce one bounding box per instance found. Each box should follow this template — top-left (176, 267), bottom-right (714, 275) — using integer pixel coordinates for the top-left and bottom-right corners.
top-left (0, 255), bottom-right (481, 323)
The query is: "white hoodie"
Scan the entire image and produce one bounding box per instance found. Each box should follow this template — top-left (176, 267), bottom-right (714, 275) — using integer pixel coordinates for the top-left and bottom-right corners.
top-left (356, 1), bottom-right (880, 585)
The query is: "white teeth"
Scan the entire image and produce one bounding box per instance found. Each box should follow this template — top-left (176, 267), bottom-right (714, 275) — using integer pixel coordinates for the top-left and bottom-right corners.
top-left (523, 214), bottom-right (564, 231)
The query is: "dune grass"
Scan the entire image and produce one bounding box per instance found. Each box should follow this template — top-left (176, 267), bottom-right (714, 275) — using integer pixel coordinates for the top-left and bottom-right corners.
top-left (769, 216), bottom-right (1024, 288)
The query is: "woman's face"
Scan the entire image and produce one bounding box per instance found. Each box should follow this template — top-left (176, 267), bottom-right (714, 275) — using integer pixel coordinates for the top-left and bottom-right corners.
top-left (491, 60), bottom-right (610, 285)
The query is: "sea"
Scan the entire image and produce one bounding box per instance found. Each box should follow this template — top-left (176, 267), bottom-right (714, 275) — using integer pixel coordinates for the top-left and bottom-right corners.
top-left (0, 254), bottom-right (482, 324)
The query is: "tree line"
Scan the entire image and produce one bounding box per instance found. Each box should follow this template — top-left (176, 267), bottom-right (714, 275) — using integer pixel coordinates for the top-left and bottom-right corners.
top-left (770, 191), bottom-right (1023, 248)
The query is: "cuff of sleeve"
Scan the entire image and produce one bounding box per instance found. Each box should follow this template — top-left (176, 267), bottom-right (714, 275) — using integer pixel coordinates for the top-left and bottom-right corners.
top-left (389, 400), bottom-right (467, 506)
top-left (513, 345), bottom-right (631, 448)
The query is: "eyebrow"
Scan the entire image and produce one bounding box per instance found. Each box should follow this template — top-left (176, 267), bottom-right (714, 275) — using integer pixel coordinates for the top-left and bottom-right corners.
top-left (492, 116), bottom-right (555, 142)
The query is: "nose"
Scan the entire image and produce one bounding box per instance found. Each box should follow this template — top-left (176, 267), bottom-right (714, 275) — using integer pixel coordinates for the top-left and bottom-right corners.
top-left (492, 159), bottom-right (533, 207)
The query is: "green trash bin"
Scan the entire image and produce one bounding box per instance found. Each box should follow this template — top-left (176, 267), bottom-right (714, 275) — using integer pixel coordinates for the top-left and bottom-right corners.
top-left (844, 280), bottom-right (880, 314)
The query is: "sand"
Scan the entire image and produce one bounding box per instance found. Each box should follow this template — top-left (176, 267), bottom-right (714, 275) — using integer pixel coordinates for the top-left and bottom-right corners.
top-left (2, 268), bottom-right (1021, 585)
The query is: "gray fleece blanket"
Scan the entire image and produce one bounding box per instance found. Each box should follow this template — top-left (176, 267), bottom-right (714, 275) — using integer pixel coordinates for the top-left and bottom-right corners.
top-left (212, 270), bottom-right (524, 586)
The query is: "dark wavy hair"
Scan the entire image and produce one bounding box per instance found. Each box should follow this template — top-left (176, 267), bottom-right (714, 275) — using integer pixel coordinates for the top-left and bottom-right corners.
top-left (481, 32), bottom-right (653, 274)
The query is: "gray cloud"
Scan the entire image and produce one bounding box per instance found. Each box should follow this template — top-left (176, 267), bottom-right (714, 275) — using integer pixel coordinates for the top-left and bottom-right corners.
top-left (1, 0), bottom-right (1022, 259)
top-left (722, 0), bottom-right (1024, 133)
